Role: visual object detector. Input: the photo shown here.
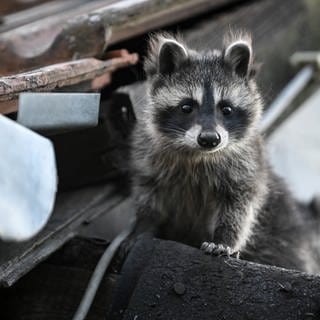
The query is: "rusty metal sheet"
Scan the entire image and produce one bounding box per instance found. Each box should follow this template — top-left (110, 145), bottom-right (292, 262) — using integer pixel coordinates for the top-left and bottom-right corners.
top-left (0, 50), bottom-right (138, 114)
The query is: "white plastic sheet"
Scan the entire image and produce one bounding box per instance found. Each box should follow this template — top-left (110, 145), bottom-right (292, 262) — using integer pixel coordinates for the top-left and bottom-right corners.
top-left (0, 115), bottom-right (57, 241)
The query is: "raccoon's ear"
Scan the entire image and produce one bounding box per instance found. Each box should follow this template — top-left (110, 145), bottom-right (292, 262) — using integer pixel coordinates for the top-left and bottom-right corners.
top-left (145, 35), bottom-right (188, 76)
top-left (223, 36), bottom-right (253, 78)
top-left (158, 39), bottom-right (188, 75)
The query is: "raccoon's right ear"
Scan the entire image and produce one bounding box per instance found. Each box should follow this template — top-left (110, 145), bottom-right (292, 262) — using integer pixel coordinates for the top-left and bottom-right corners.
top-left (223, 32), bottom-right (253, 78)
top-left (144, 35), bottom-right (188, 76)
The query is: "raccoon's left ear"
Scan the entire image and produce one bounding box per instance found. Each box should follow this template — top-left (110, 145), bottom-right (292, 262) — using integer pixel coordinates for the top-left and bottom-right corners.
top-left (223, 39), bottom-right (253, 78)
top-left (145, 34), bottom-right (189, 76)
top-left (158, 38), bottom-right (188, 75)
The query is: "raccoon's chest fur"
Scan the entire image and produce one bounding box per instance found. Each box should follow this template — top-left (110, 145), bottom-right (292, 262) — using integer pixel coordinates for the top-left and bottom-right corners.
top-left (150, 164), bottom-right (221, 246)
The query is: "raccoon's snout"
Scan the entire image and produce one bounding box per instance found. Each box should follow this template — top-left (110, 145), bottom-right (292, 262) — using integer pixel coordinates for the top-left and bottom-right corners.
top-left (197, 131), bottom-right (221, 149)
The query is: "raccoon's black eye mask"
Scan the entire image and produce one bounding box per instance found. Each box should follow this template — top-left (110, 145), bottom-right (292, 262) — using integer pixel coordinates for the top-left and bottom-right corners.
top-left (175, 97), bottom-right (236, 117)
top-left (177, 98), bottom-right (198, 114)
top-left (218, 100), bottom-right (234, 116)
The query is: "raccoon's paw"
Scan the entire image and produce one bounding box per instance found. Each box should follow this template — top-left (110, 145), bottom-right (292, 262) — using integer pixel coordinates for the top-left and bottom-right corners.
top-left (201, 242), bottom-right (239, 258)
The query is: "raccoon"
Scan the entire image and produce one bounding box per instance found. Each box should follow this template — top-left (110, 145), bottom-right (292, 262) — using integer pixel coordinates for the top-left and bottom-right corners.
top-left (130, 31), bottom-right (320, 272)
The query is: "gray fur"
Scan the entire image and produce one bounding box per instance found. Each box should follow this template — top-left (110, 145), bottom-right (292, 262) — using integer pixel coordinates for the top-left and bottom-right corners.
top-left (130, 32), bottom-right (320, 273)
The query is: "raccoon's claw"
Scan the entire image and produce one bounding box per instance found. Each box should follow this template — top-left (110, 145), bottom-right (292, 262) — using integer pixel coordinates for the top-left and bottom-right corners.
top-left (201, 242), bottom-right (239, 258)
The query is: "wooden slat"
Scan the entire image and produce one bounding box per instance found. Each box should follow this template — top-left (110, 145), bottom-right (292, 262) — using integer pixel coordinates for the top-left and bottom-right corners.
top-left (0, 183), bottom-right (125, 287)
top-left (0, 51), bottom-right (138, 114)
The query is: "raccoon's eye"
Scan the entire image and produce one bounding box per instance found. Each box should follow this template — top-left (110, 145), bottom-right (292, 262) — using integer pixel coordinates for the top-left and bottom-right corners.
top-left (222, 106), bottom-right (233, 115)
top-left (219, 101), bottom-right (233, 116)
top-left (181, 104), bottom-right (193, 114)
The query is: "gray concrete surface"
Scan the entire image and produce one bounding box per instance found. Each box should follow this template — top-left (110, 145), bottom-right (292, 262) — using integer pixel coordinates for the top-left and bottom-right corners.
top-left (268, 87), bottom-right (320, 203)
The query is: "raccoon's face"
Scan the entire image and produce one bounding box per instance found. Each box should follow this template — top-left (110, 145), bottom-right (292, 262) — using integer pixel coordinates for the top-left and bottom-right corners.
top-left (144, 34), bottom-right (262, 154)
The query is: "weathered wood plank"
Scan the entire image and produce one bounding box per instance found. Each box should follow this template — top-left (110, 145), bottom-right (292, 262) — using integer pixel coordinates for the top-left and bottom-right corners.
top-left (0, 183), bottom-right (125, 287)
top-left (0, 51), bottom-right (138, 114)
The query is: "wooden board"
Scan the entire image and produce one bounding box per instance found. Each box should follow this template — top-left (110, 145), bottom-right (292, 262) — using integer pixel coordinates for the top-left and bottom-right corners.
top-left (0, 183), bottom-right (125, 287)
top-left (0, 52), bottom-right (138, 114)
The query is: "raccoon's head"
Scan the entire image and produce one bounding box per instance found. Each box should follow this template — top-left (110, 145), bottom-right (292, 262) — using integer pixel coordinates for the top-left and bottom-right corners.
top-left (143, 32), bottom-right (263, 156)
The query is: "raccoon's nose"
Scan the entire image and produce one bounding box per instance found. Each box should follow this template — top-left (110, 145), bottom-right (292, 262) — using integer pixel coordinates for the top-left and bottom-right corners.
top-left (197, 132), bottom-right (221, 148)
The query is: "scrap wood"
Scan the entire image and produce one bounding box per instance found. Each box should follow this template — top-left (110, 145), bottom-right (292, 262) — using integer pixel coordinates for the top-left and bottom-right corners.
top-left (0, 50), bottom-right (139, 114)
top-left (0, 183), bottom-right (125, 287)
top-left (0, 0), bottom-right (238, 75)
